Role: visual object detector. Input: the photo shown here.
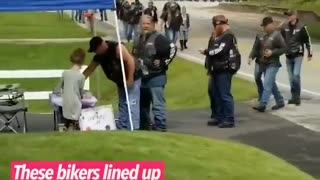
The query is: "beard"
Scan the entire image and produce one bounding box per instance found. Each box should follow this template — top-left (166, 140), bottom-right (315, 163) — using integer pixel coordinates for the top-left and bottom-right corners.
top-left (141, 29), bottom-right (151, 35)
top-left (215, 26), bottom-right (224, 37)
top-left (141, 30), bottom-right (152, 41)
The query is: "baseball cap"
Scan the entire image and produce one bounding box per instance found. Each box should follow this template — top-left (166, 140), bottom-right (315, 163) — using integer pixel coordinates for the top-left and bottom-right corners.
top-left (284, 9), bottom-right (298, 16)
top-left (261, 16), bottom-right (274, 27)
top-left (212, 15), bottom-right (228, 26)
top-left (88, 36), bottom-right (103, 52)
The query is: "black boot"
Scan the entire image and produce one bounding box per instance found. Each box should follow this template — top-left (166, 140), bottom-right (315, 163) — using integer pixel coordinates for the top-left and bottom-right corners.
top-left (184, 40), bottom-right (188, 49)
top-left (179, 40), bottom-right (184, 51)
top-left (288, 95), bottom-right (301, 106)
top-left (271, 103), bottom-right (285, 110)
top-left (207, 119), bottom-right (220, 126)
top-left (252, 105), bottom-right (266, 112)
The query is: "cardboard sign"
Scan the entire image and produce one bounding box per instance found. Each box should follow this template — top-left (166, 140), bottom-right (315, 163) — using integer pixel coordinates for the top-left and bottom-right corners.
top-left (79, 105), bottom-right (116, 131)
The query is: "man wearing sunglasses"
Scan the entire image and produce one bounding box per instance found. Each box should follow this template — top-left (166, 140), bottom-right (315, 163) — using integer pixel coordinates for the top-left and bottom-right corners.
top-left (200, 15), bottom-right (240, 128)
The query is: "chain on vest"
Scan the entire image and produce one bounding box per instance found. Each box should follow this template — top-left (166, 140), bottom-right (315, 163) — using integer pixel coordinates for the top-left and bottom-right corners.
top-left (133, 32), bottom-right (162, 76)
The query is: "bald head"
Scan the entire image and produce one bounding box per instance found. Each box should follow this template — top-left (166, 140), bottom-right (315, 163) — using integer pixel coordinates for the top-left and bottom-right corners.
top-left (141, 15), bottom-right (155, 34)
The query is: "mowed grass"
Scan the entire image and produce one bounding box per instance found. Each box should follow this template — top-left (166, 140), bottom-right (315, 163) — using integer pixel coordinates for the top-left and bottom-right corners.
top-left (0, 43), bottom-right (257, 112)
top-left (0, 11), bottom-right (257, 112)
top-left (0, 132), bottom-right (315, 180)
top-left (0, 42), bottom-right (118, 112)
top-left (0, 12), bottom-right (106, 38)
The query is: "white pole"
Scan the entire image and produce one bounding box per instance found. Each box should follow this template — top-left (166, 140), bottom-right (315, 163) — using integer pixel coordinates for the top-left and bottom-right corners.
top-left (112, 6), bottom-right (134, 131)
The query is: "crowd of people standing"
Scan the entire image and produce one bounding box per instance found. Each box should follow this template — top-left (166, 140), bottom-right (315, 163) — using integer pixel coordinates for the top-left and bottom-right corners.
top-left (116, 0), bottom-right (190, 51)
top-left (58, 1), bottom-right (313, 131)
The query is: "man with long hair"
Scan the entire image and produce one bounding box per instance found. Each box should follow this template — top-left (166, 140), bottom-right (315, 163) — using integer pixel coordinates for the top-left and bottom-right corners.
top-left (132, 15), bottom-right (177, 131)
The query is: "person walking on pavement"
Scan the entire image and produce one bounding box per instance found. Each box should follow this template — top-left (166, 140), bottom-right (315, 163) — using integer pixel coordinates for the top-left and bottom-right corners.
top-left (99, 8), bottom-right (108, 21)
top-left (160, 0), bottom-right (182, 44)
top-left (248, 28), bottom-right (286, 107)
top-left (280, 9), bottom-right (313, 106)
top-left (144, 1), bottom-right (158, 24)
top-left (252, 17), bottom-right (286, 112)
top-left (127, 0), bottom-right (144, 42)
top-left (179, 6), bottom-right (190, 51)
top-left (85, 10), bottom-right (95, 36)
top-left (119, 1), bottom-right (132, 42)
top-left (200, 15), bottom-right (241, 128)
top-left (132, 15), bottom-right (177, 132)
top-left (57, 10), bottom-right (64, 19)
top-left (83, 36), bottom-right (142, 130)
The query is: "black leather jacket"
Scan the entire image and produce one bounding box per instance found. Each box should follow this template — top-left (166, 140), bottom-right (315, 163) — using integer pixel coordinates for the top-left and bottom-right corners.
top-left (280, 20), bottom-right (313, 58)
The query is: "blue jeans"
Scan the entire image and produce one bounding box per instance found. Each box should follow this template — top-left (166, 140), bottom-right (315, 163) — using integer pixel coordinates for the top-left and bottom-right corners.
top-left (254, 63), bottom-right (264, 101)
top-left (71, 10), bottom-right (75, 20)
top-left (165, 28), bottom-right (179, 44)
top-left (286, 56), bottom-right (303, 100)
top-left (260, 65), bottom-right (284, 106)
top-left (208, 77), bottom-right (216, 118)
top-left (140, 86), bottom-right (166, 130)
top-left (117, 79), bottom-right (141, 130)
top-left (255, 63), bottom-right (285, 105)
top-left (122, 21), bottom-right (129, 40)
top-left (75, 10), bottom-right (84, 23)
top-left (127, 24), bottom-right (139, 42)
top-left (211, 72), bottom-right (234, 123)
top-left (99, 9), bottom-right (107, 21)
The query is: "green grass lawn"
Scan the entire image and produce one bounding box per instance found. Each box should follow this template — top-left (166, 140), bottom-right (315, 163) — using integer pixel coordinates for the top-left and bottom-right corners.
top-left (0, 43), bottom-right (257, 112)
top-left (0, 131), bottom-right (315, 180)
top-left (0, 12), bottom-right (106, 38)
top-left (0, 11), bottom-right (257, 112)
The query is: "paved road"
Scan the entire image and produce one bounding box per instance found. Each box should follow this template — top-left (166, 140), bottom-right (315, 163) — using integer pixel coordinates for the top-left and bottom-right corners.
top-left (101, 1), bottom-right (320, 132)
top-left (3, 105), bottom-right (319, 178)
top-left (1, 7), bottom-right (319, 178)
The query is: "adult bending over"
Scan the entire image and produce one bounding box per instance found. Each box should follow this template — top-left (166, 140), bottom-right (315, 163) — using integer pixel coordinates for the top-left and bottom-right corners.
top-left (83, 37), bottom-right (142, 130)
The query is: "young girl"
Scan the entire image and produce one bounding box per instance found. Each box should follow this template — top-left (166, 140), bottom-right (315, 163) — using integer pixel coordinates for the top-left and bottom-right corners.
top-left (61, 48), bottom-right (86, 131)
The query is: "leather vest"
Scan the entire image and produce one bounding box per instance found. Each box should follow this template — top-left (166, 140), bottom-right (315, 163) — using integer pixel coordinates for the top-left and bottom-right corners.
top-left (256, 31), bottom-right (279, 65)
top-left (132, 32), bottom-right (163, 76)
top-left (282, 22), bottom-right (305, 56)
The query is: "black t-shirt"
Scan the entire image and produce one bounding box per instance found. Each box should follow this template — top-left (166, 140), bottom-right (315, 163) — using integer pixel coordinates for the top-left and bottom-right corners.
top-left (93, 41), bottom-right (124, 86)
top-left (93, 41), bottom-right (141, 87)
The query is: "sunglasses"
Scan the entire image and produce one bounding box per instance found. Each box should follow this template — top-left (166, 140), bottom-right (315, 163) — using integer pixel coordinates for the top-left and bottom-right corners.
top-left (212, 21), bottom-right (227, 27)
